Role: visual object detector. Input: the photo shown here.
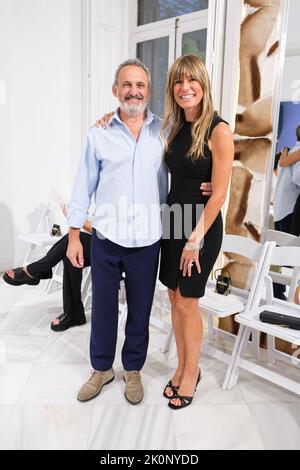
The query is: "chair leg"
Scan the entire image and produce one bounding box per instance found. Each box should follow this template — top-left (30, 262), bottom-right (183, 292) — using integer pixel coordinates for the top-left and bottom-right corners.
top-left (44, 262), bottom-right (62, 294)
top-left (162, 327), bottom-right (173, 354)
top-left (226, 326), bottom-right (251, 390)
top-left (222, 325), bottom-right (244, 390)
top-left (166, 335), bottom-right (177, 361)
top-left (267, 335), bottom-right (276, 365)
top-left (207, 314), bottom-right (214, 341)
top-left (251, 330), bottom-right (260, 360)
top-left (118, 303), bottom-right (127, 330)
top-left (23, 244), bottom-right (35, 267)
top-left (222, 325), bottom-right (251, 390)
top-left (82, 269), bottom-right (91, 308)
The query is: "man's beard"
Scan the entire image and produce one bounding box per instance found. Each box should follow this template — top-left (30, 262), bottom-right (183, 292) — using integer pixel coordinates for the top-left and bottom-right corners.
top-left (120, 98), bottom-right (148, 116)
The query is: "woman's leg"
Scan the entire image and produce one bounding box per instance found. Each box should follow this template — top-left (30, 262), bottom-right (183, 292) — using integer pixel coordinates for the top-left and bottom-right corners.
top-left (164, 289), bottom-right (186, 397)
top-left (169, 288), bottom-right (202, 406)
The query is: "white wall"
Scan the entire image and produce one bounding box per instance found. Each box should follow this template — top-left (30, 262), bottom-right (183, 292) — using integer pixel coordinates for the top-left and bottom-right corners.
top-left (0, 0), bottom-right (82, 270)
top-left (281, 0), bottom-right (300, 101)
top-left (89, 0), bottom-right (130, 125)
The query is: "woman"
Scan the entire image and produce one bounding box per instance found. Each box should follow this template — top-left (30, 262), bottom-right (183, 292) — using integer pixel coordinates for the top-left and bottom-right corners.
top-left (159, 54), bottom-right (234, 410)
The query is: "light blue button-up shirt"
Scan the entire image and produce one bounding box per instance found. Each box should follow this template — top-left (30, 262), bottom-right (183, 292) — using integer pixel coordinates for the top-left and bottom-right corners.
top-left (274, 142), bottom-right (300, 222)
top-left (67, 109), bottom-right (168, 247)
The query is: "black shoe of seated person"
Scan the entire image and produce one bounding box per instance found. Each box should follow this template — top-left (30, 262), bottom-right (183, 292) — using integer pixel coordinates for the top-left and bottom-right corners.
top-left (50, 313), bottom-right (86, 332)
top-left (3, 267), bottom-right (40, 286)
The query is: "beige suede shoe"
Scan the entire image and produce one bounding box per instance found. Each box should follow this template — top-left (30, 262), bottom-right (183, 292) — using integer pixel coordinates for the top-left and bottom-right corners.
top-left (123, 370), bottom-right (144, 405)
top-left (77, 369), bottom-right (114, 402)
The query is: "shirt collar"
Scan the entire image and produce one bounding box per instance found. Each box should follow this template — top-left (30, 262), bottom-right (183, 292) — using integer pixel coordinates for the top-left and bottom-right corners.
top-left (109, 108), bottom-right (159, 127)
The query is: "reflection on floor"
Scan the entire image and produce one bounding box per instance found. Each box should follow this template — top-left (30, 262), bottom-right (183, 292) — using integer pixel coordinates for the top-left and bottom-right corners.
top-left (0, 278), bottom-right (300, 450)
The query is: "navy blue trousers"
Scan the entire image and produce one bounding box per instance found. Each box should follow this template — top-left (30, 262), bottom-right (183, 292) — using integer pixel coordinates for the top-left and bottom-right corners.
top-left (90, 230), bottom-right (160, 371)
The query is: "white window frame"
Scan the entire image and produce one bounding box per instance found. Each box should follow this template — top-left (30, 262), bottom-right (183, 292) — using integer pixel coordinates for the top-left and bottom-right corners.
top-left (129, 0), bottom-right (225, 113)
top-left (175, 11), bottom-right (208, 58)
top-left (130, 19), bottom-right (176, 67)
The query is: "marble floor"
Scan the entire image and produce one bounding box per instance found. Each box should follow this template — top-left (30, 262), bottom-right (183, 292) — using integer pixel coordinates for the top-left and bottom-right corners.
top-left (0, 278), bottom-right (300, 450)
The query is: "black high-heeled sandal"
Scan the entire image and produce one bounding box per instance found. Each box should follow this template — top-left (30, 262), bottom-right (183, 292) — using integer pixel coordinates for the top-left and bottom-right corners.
top-left (168, 370), bottom-right (202, 410)
top-left (163, 380), bottom-right (180, 399)
top-left (3, 268), bottom-right (40, 286)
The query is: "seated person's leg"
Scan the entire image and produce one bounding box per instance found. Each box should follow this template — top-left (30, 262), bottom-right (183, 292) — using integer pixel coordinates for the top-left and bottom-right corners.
top-left (3, 235), bottom-right (70, 285)
top-left (51, 232), bottom-right (91, 332)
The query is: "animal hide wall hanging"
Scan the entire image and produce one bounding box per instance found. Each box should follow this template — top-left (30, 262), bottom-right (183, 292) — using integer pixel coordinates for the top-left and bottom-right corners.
top-left (219, 0), bottom-right (285, 341)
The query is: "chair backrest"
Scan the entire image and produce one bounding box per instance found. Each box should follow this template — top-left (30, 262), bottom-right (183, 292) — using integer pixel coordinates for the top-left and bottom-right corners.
top-left (265, 230), bottom-right (300, 301)
top-left (268, 245), bottom-right (300, 269)
top-left (265, 229), bottom-right (300, 247)
top-left (220, 235), bottom-right (271, 310)
top-left (35, 202), bottom-right (52, 233)
top-left (221, 235), bottom-right (265, 263)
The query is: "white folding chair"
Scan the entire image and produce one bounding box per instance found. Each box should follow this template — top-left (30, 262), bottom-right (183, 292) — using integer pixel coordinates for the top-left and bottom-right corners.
top-left (264, 230), bottom-right (300, 364)
top-left (18, 202), bottom-right (56, 265)
top-left (163, 235), bottom-right (270, 374)
top-left (265, 229), bottom-right (300, 302)
top-left (226, 243), bottom-right (300, 395)
top-left (17, 202), bottom-right (65, 293)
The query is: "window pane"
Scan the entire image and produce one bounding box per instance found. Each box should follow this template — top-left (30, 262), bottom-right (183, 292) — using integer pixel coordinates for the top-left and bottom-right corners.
top-left (137, 37), bottom-right (169, 117)
top-left (182, 29), bottom-right (207, 62)
top-left (138, 0), bottom-right (209, 26)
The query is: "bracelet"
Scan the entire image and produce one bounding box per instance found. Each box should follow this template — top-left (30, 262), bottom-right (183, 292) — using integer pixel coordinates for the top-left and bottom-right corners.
top-left (184, 241), bottom-right (200, 251)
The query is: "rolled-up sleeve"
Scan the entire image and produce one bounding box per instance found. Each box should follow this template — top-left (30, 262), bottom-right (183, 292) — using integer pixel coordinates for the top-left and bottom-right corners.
top-left (67, 130), bottom-right (101, 228)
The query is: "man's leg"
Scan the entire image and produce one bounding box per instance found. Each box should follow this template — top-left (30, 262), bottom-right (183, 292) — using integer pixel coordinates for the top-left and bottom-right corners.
top-left (90, 232), bottom-right (123, 371)
top-left (121, 240), bottom-right (160, 371)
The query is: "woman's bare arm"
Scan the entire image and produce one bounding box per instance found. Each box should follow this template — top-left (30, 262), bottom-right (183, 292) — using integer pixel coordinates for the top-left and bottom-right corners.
top-left (180, 123), bottom-right (234, 277)
top-left (191, 123), bottom-right (234, 245)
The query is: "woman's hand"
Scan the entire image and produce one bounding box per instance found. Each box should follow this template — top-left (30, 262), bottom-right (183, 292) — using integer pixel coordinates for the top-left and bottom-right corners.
top-left (180, 241), bottom-right (201, 277)
top-left (95, 111), bottom-right (114, 128)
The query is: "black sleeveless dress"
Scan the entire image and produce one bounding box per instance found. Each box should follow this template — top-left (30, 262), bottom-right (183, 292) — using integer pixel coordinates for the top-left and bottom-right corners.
top-left (159, 114), bottom-right (227, 298)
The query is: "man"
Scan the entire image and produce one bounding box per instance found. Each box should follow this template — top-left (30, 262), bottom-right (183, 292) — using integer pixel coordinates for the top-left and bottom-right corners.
top-left (67, 59), bottom-right (211, 405)
top-left (273, 124), bottom-right (300, 299)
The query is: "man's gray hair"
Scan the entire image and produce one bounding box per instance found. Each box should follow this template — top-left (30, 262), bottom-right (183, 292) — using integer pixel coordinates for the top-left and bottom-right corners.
top-left (296, 124), bottom-right (300, 142)
top-left (114, 59), bottom-right (151, 87)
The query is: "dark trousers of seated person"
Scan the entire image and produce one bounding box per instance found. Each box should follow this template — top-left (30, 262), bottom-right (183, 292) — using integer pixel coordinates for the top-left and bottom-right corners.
top-left (273, 213), bottom-right (293, 300)
top-left (27, 232), bottom-right (91, 321)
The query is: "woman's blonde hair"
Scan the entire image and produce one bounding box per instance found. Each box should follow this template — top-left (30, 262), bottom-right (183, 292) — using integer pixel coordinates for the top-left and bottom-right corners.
top-left (162, 54), bottom-right (214, 161)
